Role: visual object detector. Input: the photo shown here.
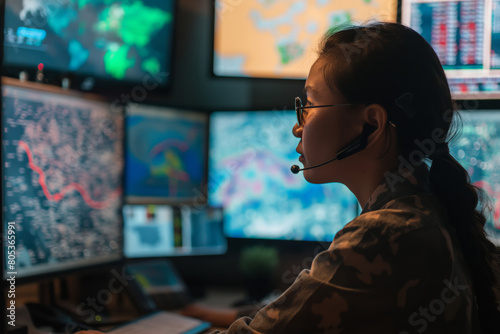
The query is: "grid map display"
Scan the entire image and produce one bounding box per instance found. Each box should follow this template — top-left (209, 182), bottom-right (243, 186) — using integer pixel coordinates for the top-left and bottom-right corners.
top-left (2, 83), bottom-right (124, 278)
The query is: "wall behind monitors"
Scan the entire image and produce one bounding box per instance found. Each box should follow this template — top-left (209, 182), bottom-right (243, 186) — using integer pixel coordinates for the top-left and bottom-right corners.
top-left (213, 0), bottom-right (398, 79)
top-left (3, 0), bottom-right (175, 90)
top-left (208, 111), bottom-right (358, 241)
top-left (2, 78), bottom-right (124, 280)
top-left (125, 104), bottom-right (208, 204)
top-left (402, 0), bottom-right (500, 99)
top-left (449, 111), bottom-right (500, 246)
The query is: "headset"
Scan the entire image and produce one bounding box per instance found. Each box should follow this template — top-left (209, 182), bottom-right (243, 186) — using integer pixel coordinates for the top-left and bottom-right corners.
top-left (291, 124), bottom-right (377, 174)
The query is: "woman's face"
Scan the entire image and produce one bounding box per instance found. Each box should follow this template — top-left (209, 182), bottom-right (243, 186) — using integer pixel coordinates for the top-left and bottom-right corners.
top-left (293, 57), bottom-right (359, 184)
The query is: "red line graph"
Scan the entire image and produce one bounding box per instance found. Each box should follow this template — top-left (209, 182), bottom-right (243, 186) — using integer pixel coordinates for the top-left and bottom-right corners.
top-left (18, 140), bottom-right (121, 210)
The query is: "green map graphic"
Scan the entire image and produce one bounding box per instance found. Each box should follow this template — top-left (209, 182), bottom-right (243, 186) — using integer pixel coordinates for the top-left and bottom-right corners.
top-left (22, 0), bottom-right (172, 80)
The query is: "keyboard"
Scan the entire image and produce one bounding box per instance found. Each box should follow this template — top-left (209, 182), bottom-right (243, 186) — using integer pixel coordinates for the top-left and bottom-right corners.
top-left (107, 311), bottom-right (211, 334)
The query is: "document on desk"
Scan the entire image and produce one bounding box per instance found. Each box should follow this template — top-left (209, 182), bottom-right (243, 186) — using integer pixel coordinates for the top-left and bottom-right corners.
top-left (107, 311), bottom-right (210, 334)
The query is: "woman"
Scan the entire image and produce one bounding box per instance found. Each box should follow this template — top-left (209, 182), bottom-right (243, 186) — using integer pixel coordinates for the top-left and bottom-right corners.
top-left (214, 22), bottom-right (500, 333)
top-left (79, 22), bottom-right (500, 334)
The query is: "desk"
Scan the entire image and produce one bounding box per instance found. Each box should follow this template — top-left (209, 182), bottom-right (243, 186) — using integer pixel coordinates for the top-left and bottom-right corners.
top-left (194, 286), bottom-right (248, 333)
top-left (200, 286), bottom-right (247, 308)
top-left (9, 282), bottom-right (245, 333)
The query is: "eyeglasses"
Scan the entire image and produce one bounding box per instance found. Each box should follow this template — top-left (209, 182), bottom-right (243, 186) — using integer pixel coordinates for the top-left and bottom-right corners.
top-left (295, 97), bottom-right (352, 126)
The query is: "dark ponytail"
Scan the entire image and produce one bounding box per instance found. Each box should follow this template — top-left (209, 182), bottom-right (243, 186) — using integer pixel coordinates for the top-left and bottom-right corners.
top-left (430, 152), bottom-right (500, 332)
top-left (319, 22), bottom-right (500, 332)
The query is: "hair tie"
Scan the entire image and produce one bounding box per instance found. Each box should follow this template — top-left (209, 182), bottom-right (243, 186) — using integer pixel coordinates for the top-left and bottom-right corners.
top-left (429, 143), bottom-right (449, 160)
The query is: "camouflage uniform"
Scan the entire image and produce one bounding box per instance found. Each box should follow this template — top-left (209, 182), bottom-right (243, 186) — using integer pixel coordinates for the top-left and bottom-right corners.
top-left (213, 166), bottom-right (480, 333)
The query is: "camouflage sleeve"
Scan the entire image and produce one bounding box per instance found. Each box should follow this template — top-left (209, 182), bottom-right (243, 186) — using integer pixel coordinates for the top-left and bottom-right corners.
top-left (211, 209), bottom-right (469, 334)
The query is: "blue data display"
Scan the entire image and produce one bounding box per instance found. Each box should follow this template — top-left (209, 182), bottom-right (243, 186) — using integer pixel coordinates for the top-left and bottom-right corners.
top-left (208, 111), bottom-right (358, 241)
top-left (4, 0), bottom-right (175, 85)
top-left (450, 111), bottom-right (500, 245)
top-left (125, 105), bottom-right (207, 202)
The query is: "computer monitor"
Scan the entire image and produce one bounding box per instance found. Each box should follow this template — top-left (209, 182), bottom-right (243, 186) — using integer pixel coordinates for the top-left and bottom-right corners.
top-left (213, 0), bottom-right (398, 79)
top-left (401, 0), bottom-right (500, 99)
top-left (125, 104), bottom-right (208, 204)
top-left (123, 204), bottom-right (227, 258)
top-left (2, 78), bottom-right (124, 281)
top-left (208, 111), bottom-right (359, 241)
top-left (449, 110), bottom-right (500, 246)
top-left (3, 0), bottom-right (175, 89)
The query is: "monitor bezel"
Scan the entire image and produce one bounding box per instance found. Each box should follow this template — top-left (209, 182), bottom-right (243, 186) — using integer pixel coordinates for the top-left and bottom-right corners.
top-left (1, 76), bottom-right (126, 286)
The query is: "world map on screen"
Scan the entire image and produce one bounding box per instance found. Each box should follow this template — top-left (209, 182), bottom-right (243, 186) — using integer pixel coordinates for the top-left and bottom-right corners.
top-left (214, 0), bottom-right (397, 79)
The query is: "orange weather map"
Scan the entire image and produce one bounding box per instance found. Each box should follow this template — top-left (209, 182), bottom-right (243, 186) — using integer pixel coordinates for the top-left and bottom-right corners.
top-left (214, 0), bottom-right (398, 78)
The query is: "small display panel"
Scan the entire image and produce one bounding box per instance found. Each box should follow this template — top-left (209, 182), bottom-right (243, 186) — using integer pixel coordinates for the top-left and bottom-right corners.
top-left (123, 205), bottom-right (226, 258)
top-left (4, 0), bottom-right (175, 87)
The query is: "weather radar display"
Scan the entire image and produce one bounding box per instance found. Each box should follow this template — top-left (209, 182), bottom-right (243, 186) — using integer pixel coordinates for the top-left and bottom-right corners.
top-left (214, 0), bottom-right (398, 79)
top-left (125, 104), bottom-right (207, 203)
top-left (4, 0), bottom-right (174, 84)
top-left (450, 111), bottom-right (500, 246)
top-left (2, 81), bottom-right (124, 278)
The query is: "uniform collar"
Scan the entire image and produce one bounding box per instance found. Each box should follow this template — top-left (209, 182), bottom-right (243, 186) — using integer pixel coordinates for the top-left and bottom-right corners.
top-left (361, 164), bottom-right (432, 214)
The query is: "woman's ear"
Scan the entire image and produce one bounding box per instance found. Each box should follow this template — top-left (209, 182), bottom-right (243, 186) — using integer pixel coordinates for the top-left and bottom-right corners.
top-left (362, 104), bottom-right (388, 132)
